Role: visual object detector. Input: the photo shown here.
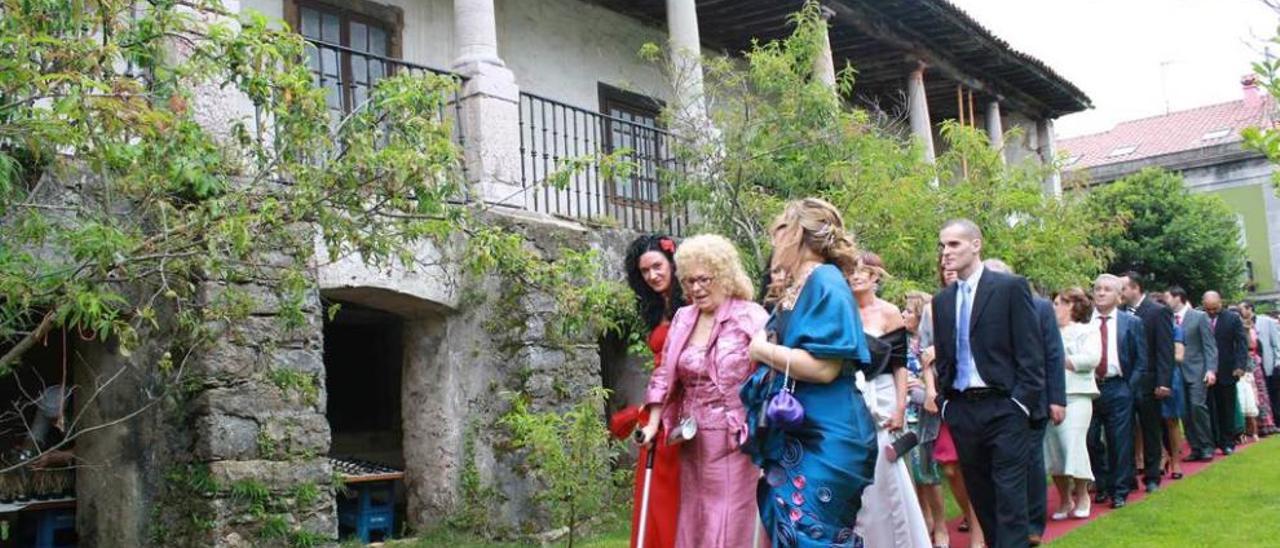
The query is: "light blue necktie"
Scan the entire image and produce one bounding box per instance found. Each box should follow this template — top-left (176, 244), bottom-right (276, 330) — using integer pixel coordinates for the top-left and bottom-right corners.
top-left (954, 280), bottom-right (974, 390)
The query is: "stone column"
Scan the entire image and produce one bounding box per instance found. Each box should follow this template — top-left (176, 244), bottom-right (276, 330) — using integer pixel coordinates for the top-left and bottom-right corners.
top-left (452, 0), bottom-right (523, 207)
top-left (666, 0), bottom-right (709, 133)
top-left (907, 62), bottom-right (936, 164)
top-left (986, 100), bottom-right (1005, 160)
top-left (813, 5), bottom-right (837, 90)
top-left (1037, 118), bottom-right (1062, 196)
top-left (401, 317), bottom-right (460, 531)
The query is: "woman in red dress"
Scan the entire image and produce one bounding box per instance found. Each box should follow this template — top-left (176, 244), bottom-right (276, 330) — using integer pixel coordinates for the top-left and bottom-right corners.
top-left (608, 235), bottom-right (684, 548)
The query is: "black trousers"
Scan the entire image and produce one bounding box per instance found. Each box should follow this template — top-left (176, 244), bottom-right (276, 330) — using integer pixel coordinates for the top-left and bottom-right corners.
top-left (1134, 391), bottom-right (1164, 484)
top-left (1209, 379), bottom-right (1240, 451)
top-left (1026, 420), bottom-right (1049, 536)
top-left (945, 396), bottom-right (1030, 548)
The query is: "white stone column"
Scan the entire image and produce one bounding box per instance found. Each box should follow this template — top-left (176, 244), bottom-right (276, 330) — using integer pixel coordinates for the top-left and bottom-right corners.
top-left (813, 6), bottom-right (837, 90)
top-left (1037, 118), bottom-right (1062, 196)
top-left (666, 0), bottom-right (709, 133)
top-left (452, 0), bottom-right (523, 207)
top-left (907, 62), bottom-right (936, 164)
top-left (985, 100), bottom-right (1005, 160)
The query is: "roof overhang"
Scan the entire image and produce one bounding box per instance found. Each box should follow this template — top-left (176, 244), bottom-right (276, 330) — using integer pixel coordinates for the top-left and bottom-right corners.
top-left (593, 0), bottom-right (1091, 119)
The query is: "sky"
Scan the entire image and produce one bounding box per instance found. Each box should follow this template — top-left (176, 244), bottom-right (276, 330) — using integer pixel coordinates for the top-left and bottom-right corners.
top-left (949, 0), bottom-right (1280, 138)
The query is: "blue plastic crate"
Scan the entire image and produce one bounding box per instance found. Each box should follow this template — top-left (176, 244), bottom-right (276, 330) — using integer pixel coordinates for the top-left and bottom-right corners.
top-left (33, 508), bottom-right (76, 548)
top-left (338, 481), bottom-right (396, 543)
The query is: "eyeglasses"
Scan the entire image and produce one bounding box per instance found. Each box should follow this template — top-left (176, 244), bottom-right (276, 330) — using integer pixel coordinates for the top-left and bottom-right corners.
top-left (680, 275), bottom-right (714, 289)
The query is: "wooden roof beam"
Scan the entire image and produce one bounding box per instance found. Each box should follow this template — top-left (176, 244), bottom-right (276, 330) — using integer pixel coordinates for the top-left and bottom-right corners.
top-left (823, 1), bottom-right (1053, 118)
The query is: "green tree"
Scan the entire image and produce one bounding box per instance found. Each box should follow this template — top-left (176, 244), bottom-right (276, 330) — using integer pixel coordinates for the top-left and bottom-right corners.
top-left (1083, 168), bottom-right (1246, 300)
top-left (0, 1), bottom-right (469, 369)
top-left (653, 1), bottom-right (1107, 297)
top-left (0, 0), bottom-right (627, 478)
top-left (1244, 8), bottom-right (1280, 192)
top-left (499, 388), bottom-right (624, 547)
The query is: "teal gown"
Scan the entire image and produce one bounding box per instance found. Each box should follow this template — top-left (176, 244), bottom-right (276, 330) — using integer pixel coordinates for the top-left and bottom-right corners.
top-left (740, 264), bottom-right (878, 547)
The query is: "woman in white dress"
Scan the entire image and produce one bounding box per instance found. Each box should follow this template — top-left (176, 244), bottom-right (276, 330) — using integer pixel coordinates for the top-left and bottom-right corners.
top-left (850, 252), bottom-right (932, 547)
top-left (1046, 287), bottom-right (1101, 520)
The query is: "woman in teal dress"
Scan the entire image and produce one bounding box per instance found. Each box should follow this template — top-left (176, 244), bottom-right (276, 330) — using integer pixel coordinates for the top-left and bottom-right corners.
top-left (743, 198), bottom-right (878, 547)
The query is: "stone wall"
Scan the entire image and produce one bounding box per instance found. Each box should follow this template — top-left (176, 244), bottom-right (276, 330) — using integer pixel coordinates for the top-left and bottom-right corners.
top-left (179, 279), bottom-right (335, 546)
top-left (56, 182), bottom-right (643, 544)
top-left (15, 162), bottom-right (334, 546)
top-left (378, 211), bottom-right (642, 535)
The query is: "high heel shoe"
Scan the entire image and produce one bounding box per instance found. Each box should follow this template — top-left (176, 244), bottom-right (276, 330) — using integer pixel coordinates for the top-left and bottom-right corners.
top-left (1071, 496), bottom-right (1092, 519)
top-left (1051, 504), bottom-right (1074, 521)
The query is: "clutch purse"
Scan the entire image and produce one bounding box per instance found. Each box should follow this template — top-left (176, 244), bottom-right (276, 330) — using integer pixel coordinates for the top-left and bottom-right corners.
top-left (765, 351), bottom-right (805, 430)
top-left (666, 416), bottom-right (698, 445)
top-left (883, 431), bottom-right (920, 462)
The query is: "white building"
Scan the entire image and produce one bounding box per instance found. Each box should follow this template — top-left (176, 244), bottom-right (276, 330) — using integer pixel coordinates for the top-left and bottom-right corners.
top-left (40, 1), bottom-right (1092, 545)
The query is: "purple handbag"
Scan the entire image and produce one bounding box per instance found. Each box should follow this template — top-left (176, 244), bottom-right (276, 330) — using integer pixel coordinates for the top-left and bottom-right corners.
top-left (765, 353), bottom-right (805, 430)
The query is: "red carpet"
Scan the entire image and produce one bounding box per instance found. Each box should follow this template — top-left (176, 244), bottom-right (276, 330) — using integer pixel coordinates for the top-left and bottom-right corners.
top-left (943, 441), bottom-right (1255, 545)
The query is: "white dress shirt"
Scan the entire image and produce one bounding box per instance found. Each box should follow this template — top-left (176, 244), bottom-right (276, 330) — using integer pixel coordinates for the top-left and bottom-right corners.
top-left (956, 264), bottom-right (988, 388)
top-left (1092, 307), bottom-right (1122, 378)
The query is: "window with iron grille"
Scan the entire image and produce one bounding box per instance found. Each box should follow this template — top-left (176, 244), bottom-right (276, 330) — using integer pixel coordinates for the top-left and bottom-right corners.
top-left (286, 0), bottom-right (403, 123)
top-left (599, 84), bottom-right (671, 209)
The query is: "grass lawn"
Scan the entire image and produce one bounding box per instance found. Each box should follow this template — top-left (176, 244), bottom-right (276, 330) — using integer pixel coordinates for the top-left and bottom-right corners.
top-left (398, 439), bottom-right (1280, 546)
top-left (392, 508), bottom-right (631, 548)
top-left (1051, 436), bottom-right (1280, 547)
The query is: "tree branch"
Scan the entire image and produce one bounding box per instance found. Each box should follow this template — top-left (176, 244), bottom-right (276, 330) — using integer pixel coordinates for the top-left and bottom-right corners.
top-left (0, 311), bottom-right (57, 372)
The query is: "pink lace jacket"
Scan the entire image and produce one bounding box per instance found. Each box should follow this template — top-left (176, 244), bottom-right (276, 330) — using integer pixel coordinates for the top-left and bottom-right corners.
top-left (644, 298), bottom-right (769, 446)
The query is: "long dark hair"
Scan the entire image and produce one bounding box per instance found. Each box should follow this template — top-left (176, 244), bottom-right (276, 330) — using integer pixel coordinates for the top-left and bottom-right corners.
top-left (624, 234), bottom-right (684, 330)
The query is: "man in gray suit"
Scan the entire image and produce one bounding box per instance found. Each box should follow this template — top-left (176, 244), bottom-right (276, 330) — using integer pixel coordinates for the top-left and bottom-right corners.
top-left (1242, 302), bottom-right (1280, 434)
top-left (1167, 286), bottom-right (1218, 461)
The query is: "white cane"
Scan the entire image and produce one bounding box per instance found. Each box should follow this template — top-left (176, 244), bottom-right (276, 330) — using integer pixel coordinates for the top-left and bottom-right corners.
top-left (633, 430), bottom-right (658, 548)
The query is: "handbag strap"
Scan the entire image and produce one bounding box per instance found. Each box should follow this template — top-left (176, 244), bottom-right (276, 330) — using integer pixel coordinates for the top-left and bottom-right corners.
top-left (781, 348), bottom-right (795, 393)
top-left (771, 308), bottom-right (796, 390)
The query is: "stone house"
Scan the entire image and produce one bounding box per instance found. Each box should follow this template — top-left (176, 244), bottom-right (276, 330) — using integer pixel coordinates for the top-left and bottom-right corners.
top-left (12, 0), bottom-right (1089, 545)
top-left (1060, 76), bottom-right (1280, 304)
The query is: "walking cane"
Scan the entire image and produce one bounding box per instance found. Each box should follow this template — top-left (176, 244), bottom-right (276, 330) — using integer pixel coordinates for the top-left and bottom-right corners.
top-left (633, 429), bottom-right (658, 548)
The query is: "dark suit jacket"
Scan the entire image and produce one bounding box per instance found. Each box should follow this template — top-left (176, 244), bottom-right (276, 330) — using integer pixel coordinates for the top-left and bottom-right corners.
top-left (1208, 309), bottom-right (1250, 385)
top-left (1036, 296), bottom-right (1067, 415)
top-left (1132, 296), bottom-right (1175, 395)
top-left (932, 268), bottom-right (1046, 419)
top-left (1112, 310), bottom-right (1148, 394)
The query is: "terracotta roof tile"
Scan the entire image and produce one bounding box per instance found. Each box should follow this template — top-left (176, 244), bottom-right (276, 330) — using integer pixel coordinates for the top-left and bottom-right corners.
top-left (1059, 92), bottom-right (1275, 170)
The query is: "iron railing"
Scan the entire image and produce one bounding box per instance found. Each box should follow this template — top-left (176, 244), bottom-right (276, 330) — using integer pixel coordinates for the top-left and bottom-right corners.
top-left (302, 38), bottom-right (465, 151)
top-left (518, 92), bottom-right (690, 234)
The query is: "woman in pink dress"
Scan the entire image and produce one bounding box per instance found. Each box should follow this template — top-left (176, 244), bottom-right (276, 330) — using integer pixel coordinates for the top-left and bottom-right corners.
top-left (638, 234), bottom-right (768, 547)
top-left (1241, 302), bottom-right (1274, 437)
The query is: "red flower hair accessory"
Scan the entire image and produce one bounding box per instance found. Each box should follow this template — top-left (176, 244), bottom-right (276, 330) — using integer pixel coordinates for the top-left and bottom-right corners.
top-left (659, 237), bottom-right (675, 254)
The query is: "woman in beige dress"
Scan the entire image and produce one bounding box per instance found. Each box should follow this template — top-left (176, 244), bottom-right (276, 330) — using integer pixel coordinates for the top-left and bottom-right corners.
top-left (1045, 287), bottom-right (1101, 520)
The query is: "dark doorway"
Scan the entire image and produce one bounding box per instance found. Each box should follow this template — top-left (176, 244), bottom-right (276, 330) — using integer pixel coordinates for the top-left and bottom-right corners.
top-left (0, 328), bottom-right (78, 546)
top-left (323, 301), bottom-right (404, 468)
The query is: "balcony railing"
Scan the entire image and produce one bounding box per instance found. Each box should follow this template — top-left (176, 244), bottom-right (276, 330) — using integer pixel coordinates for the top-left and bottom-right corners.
top-left (518, 92), bottom-right (690, 234)
top-left (303, 38), bottom-right (465, 151)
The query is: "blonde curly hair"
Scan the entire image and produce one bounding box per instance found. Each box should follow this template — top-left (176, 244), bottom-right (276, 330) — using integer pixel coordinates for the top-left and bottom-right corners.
top-left (673, 234), bottom-right (755, 301)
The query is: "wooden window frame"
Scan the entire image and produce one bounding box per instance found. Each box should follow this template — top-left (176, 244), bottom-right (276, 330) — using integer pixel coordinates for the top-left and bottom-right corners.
top-left (284, 0), bottom-right (405, 114)
top-left (598, 83), bottom-right (669, 211)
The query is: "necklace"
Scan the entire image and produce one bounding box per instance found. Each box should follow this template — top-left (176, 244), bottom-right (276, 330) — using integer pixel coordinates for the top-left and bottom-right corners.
top-left (780, 262), bottom-right (821, 310)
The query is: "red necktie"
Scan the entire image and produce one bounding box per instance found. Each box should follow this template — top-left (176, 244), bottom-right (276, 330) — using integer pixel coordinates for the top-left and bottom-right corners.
top-left (1097, 315), bottom-right (1110, 379)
